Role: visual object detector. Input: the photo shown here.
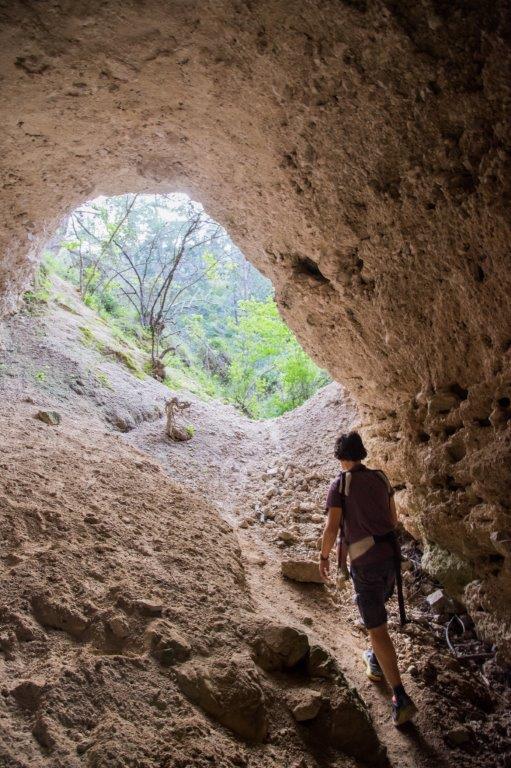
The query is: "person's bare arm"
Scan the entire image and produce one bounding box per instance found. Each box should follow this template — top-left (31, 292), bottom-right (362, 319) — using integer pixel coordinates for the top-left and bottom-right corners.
top-left (390, 495), bottom-right (398, 527)
top-left (319, 506), bottom-right (342, 580)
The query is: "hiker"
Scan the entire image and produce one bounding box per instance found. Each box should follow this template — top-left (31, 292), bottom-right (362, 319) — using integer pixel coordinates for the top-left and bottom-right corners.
top-left (319, 430), bottom-right (417, 726)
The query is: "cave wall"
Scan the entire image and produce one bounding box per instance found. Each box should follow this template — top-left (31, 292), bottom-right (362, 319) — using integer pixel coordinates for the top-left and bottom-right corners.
top-left (0, 0), bottom-right (510, 654)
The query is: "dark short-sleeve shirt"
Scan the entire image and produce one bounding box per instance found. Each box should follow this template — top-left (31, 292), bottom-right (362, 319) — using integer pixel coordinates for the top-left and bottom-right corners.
top-left (325, 464), bottom-right (395, 566)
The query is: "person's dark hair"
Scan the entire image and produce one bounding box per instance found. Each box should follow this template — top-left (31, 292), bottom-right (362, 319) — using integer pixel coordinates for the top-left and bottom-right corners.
top-left (334, 431), bottom-right (367, 461)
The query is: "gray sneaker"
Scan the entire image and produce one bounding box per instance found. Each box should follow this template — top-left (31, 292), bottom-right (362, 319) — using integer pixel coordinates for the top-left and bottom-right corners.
top-left (362, 650), bottom-right (384, 682)
top-left (391, 693), bottom-right (418, 726)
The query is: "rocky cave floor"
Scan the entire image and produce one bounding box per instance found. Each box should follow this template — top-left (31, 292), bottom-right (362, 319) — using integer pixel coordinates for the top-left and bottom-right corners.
top-left (0, 283), bottom-right (510, 768)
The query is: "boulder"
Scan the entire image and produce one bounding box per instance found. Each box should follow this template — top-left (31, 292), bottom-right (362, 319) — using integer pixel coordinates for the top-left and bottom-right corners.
top-left (145, 619), bottom-right (191, 665)
top-left (176, 654), bottom-right (268, 742)
top-left (281, 559), bottom-right (323, 584)
top-left (248, 621), bottom-right (309, 672)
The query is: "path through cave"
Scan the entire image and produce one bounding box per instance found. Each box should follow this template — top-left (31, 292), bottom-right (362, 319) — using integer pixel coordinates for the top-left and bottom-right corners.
top-left (0, 268), bottom-right (509, 767)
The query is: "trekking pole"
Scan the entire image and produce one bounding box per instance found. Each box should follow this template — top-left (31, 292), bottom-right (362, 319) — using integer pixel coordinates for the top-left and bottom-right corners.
top-left (395, 549), bottom-right (407, 626)
top-left (337, 533), bottom-right (349, 581)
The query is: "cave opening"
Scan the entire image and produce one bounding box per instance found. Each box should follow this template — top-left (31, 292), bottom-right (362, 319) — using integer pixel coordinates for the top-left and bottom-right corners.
top-left (43, 192), bottom-right (330, 420)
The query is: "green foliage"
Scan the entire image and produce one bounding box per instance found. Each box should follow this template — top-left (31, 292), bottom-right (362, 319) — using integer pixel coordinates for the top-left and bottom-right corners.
top-left (34, 370), bottom-right (47, 383)
top-left (78, 324), bottom-right (145, 379)
top-left (224, 297), bottom-right (329, 418)
top-left (185, 424), bottom-right (196, 437)
top-left (79, 325), bottom-right (99, 348)
top-left (49, 193), bottom-right (330, 419)
top-left (95, 370), bottom-right (113, 389)
top-left (23, 265), bottom-right (53, 311)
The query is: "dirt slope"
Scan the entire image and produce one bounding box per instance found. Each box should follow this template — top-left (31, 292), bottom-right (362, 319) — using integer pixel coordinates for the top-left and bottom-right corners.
top-left (0, 286), bottom-right (509, 767)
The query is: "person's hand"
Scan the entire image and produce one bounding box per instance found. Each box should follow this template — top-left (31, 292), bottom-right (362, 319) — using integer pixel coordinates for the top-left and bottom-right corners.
top-left (319, 554), bottom-right (330, 581)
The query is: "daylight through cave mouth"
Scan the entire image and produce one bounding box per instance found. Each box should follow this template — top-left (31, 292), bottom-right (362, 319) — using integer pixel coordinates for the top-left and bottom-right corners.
top-left (44, 192), bottom-right (330, 420)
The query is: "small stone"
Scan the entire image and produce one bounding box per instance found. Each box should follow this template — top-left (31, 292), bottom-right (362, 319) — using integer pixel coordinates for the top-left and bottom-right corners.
top-left (289, 690), bottom-right (323, 722)
top-left (176, 654), bottom-right (267, 742)
top-left (244, 553), bottom-right (267, 566)
top-left (445, 726), bottom-right (471, 747)
top-left (308, 644), bottom-right (337, 678)
top-left (35, 410), bottom-right (61, 426)
top-left (77, 739), bottom-right (95, 755)
top-left (426, 589), bottom-right (447, 611)
top-left (32, 715), bottom-right (57, 749)
top-left (107, 614), bottom-right (130, 639)
top-left (0, 629), bottom-right (17, 659)
top-left (31, 594), bottom-right (88, 637)
top-left (489, 407), bottom-right (506, 427)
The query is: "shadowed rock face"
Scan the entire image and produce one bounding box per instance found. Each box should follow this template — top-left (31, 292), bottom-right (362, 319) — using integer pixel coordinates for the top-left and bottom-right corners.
top-left (0, 1), bottom-right (510, 652)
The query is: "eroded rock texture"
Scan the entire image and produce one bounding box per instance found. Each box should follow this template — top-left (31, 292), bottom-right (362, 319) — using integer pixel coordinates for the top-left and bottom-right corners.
top-left (0, 2), bottom-right (510, 651)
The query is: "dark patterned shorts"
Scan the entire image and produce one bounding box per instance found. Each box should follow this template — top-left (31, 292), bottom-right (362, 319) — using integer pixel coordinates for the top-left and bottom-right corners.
top-left (350, 557), bottom-right (396, 630)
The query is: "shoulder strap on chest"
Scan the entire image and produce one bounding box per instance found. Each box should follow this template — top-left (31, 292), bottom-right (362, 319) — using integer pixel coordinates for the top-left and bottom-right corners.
top-left (371, 469), bottom-right (392, 494)
top-left (340, 471), bottom-right (352, 497)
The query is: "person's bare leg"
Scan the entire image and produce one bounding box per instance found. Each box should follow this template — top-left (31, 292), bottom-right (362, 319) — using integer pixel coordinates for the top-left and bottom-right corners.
top-left (367, 623), bottom-right (401, 688)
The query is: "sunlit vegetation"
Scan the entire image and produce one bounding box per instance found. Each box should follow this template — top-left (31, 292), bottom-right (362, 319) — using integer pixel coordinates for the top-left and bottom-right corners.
top-left (43, 193), bottom-right (329, 418)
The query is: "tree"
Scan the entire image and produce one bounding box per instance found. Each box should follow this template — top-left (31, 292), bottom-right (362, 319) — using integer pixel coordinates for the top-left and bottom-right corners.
top-left (225, 296), bottom-right (329, 417)
top-left (61, 195), bottom-right (139, 302)
top-left (60, 195), bottom-right (224, 378)
top-left (50, 192), bottom-right (330, 413)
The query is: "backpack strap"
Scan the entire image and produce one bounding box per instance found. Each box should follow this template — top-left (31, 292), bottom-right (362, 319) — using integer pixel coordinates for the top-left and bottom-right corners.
top-left (336, 472), bottom-right (351, 578)
top-left (371, 469), bottom-right (393, 495)
top-left (371, 472), bottom-right (407, 625)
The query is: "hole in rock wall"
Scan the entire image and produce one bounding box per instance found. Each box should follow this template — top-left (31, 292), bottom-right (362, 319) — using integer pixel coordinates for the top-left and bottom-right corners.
top-left (45, 192), bottom-right (330, 420)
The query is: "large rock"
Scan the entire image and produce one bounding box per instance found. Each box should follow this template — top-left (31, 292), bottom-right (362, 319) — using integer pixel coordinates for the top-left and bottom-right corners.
top-left (175, 654), bottom-right (268, 742)
top-left (247, 621), bottom-right (309, 672)
top-left (281, 559), bottom-right (323, 584)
